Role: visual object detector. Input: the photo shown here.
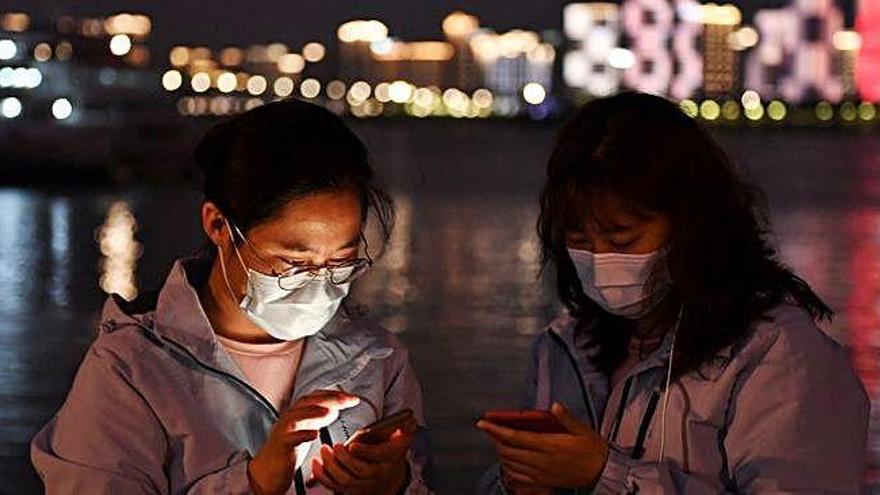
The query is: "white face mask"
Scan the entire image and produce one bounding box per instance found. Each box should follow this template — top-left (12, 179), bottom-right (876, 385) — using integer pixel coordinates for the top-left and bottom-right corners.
top-left (217, 226), bottom-right (351, 341)
top-left (566, 247), bottom-right (670, 319)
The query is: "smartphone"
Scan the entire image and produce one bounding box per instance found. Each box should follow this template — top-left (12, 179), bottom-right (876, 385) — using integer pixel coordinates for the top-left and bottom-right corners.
top-left (482, 409), bottom-right (568, 434)
top-left (345, 409), bottom-right (415, 445)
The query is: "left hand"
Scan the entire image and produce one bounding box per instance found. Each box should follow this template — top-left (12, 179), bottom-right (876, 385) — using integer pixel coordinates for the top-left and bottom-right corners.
top-left (308, 421), bottom-right (416, 494)
top-left (477, 402), bottom-right (610, 490)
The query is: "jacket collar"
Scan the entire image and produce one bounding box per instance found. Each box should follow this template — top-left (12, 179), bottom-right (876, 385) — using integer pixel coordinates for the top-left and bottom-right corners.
top-left (100, 252), bottom-right (393, 402)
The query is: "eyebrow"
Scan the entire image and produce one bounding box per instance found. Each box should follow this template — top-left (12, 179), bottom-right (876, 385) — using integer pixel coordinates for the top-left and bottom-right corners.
top-left (279, 234), bottom-right (361, 255)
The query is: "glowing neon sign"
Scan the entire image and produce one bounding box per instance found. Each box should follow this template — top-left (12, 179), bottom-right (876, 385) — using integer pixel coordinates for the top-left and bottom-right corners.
top-left (564, 0), bottom-right (865, 103)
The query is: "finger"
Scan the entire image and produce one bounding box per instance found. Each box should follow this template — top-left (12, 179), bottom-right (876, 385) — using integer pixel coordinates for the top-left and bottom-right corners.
top-left (279, 429), bottom-right (318, 447)
top-left (320, 444), bottom-right (372, 490)
top-left (550, 402), bottom-right (592, 436)
top-left (297, 390), bottom-right (361, 411)
top-left (334, 444), bottom-right (379, 479)
top-left (498, 456), bottom-right (543, 479)
top-left (496, 443), bottom-right (546, 469)
top-left (309, 458), bottom-right (344, 492)
top-left (476, 420), bottom-right (547, 451)
top-left (504, 465), bottom-right (540, 487)
top-left (280, 405), bottom-right (330, 432)
top-left (349, 434), bottom-right (412, 463)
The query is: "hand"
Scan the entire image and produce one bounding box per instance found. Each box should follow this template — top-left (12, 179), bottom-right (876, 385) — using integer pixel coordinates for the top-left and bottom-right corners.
top-left (477, 402), bottom-right (609, 490)
top-left (309, 417), bottom-right (417, 495)
top-left (501, 467), bottom-right (553, 495)
top-left (248, 390), bottom-right (360, 495)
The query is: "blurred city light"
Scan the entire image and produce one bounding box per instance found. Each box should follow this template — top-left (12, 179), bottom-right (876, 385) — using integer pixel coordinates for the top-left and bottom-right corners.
top-left (816, 101), bottom-right (834, 121)
top-left (0, 39), bottom-right (17, 60)
top-left (51, 98), bottom-right (73, 120)
top-left (833, 31), bottom-right (862, 52)
top-left (246, 75), bottom-right (267, 95)
top-left (169, 46), bottom-right (189, 66)
top-left (1, 97), bottom-right (22, 118)
top-left (326, 80), bottom-right (346, 100)
top-left (608, 48), bottom-right (636, 70)
top-left (55, 41), bottom-right (73, 61)
top-left (33, 43), bottom-right (52, 62)
top-left (277, 53), bottom-right (305, 74)
top-left (679, 99), bottom-right (699, 118)
top-left (373, 82), bottom-right (390, 103)
top-left (109, 34), bottom-right (132, 56)
top-left (700, 100), bottom-right (721, 120)
top-left (522, 82), bottom-right (546, 105)
top-left (162, 70), bottom-right (182, 91)
top-left (191, 72), bottom-right (210, 93)
top-left (104, 13), bottom-right (151, 37)
top-left (443, 11), bottom-right (479, 37)
top-left (338, 20), bottom-right (389, 43)
top-left (217, 72), bottom-right (237, 93)
top-left (388, 80), bottom-right (414, 103)
top-left (300, 78), bottom-right (321, 98)
top-left (767, 100), bottom-right (787, 121)
top-left (274, 77), bottom-right (294, 97)
top-left (302, 42), bottom-right (326, 62)
top-left (1, 12), bottom-right (30, 32)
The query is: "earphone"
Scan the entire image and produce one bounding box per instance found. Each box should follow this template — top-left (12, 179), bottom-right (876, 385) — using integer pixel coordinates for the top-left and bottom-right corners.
top-left (658, 305), bottom-right (683, 463)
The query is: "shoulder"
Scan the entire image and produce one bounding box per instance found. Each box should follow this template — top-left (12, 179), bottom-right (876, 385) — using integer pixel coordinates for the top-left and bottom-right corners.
top-left (739, 303), bottom-right (847, 366)
top-left (333, 305), bottom-right (412, 360)
top-left (729, 303), bottom-right (866, 401)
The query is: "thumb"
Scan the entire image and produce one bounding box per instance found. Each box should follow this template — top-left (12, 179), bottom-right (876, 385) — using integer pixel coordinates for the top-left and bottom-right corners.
top-left (551, 402), bottom-right (591, 435)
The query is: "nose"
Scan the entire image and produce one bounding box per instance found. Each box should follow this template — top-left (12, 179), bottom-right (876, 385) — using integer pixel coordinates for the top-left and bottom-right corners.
top-left (590, 238), bottom-right (616, 254)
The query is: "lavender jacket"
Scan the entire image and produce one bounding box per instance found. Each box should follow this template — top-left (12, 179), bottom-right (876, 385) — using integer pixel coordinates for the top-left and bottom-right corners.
top-left (478, 304), bottom-right (869, 493)
top-left (31, 255), bottom-right (432, 494)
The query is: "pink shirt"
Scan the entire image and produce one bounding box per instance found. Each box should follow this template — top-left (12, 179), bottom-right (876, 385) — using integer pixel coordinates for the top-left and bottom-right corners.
top-left (215, 334), bottom-right (304, 412)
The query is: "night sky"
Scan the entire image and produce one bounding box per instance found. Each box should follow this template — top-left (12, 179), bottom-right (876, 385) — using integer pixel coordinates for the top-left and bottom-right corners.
top-left (5, 1), bottom-right (857, 53)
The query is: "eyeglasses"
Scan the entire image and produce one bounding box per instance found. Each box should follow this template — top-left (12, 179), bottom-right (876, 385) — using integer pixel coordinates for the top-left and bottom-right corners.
top-left (229, 222), bottom-right (373, 291)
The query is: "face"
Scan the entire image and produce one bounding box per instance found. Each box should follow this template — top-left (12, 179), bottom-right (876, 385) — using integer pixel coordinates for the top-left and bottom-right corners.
top-left (203, 187), bottom-right (364, 283)
top-left (564, 193), bottom-right (670, 255)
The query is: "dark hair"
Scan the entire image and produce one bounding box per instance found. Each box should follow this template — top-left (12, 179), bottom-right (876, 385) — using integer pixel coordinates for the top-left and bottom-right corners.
top-left (538, 92), bottom-right (831, 377)
top-left (195, 99), bottom-right (394, 248)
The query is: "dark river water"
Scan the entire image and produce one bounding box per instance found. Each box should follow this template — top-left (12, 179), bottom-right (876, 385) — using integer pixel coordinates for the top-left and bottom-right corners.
top-left (1, 121), bottom-right (878, 493)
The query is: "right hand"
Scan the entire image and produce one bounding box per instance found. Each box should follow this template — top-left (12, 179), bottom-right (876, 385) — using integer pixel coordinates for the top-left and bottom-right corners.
top-left (501, 467), bottom-right (552, 495)
top-left (248, 390), bottom-right (360, 495)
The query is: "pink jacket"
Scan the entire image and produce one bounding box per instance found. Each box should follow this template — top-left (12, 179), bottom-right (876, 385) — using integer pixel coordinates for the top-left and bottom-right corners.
top-left (31, 255), bottom-right (433, 494)
top-left (479, 304), bottom-right (869, 493)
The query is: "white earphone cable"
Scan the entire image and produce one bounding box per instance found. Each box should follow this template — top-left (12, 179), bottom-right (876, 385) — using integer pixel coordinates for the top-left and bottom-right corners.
top-left (658, 305), bottom-right (683, 463)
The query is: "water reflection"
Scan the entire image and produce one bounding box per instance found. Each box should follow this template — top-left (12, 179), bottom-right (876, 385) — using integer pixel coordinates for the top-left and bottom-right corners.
top-left (0, 191), bottom-right (38, 315)
top-left (1, 126), bottom-right (879, 493)
top-left (49, 198), bottom-right (71, 308)
top-left (844, 208), bottom-right (880, 484)
top-left (96, 201), bottom-right (142, 301)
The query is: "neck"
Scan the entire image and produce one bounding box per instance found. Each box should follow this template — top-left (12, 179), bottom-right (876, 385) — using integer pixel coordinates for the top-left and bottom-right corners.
top-left (199, 259), bottom-right (280, 344)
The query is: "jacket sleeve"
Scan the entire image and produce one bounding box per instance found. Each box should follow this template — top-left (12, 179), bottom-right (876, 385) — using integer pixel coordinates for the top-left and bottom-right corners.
top-left (30, 344), bottom-right (171, 494)
top-left (31, 342), bottom-right (260, 495)
top-left (384, 342), bottom-right (434, 494)
top-left (594, 325), bottom-right (870, 494)
top-left (474, 334), bottom-right (546, 495)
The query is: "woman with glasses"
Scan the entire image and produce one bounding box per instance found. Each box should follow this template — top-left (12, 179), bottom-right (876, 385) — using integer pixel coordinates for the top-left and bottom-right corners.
top-left (32, 100), bottom-right (432, 495)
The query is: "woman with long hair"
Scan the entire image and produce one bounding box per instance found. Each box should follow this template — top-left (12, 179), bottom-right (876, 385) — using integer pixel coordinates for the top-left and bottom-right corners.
top-left (477, 92), bottom-right (868, 493)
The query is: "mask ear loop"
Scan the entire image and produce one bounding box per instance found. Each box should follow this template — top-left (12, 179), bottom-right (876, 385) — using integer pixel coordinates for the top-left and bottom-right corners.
top-left (218, 219), bottom-right (250, 305)
top-left (658, 304), bottom-right (683, 464)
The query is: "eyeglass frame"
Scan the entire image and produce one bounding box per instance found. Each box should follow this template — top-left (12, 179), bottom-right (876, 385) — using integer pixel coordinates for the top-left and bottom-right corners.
top-left (227, 221), bottom-right (373, 290)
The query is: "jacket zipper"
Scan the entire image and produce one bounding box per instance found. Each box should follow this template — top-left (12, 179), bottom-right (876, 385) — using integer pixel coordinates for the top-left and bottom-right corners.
top-left (547, 328), bottom-right (662, 461)
top-left (547, 329), bottom-right (598, 430)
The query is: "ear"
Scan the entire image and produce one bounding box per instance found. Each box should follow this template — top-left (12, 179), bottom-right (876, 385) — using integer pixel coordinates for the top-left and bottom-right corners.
top-left (201, 202), bottom-right (231, 247)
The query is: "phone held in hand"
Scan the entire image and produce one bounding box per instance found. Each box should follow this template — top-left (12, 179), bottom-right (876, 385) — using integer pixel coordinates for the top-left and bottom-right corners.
top-left (345, 409), bottom-right (415, 446)
top-left (482, 409), bottom-right (568, 434)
